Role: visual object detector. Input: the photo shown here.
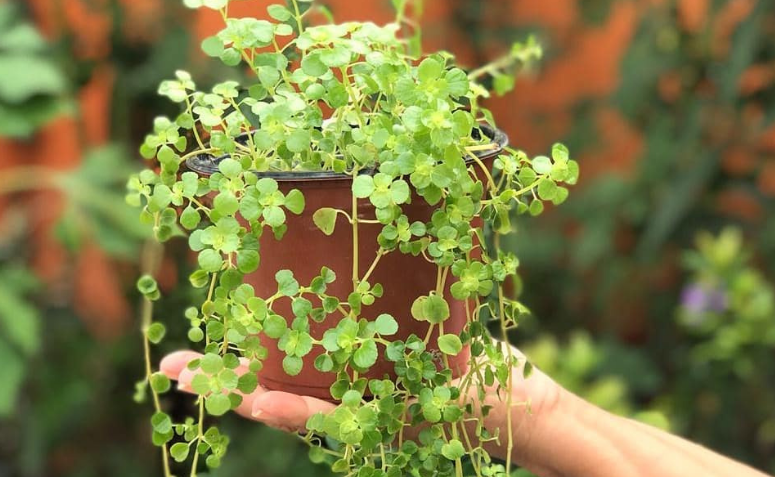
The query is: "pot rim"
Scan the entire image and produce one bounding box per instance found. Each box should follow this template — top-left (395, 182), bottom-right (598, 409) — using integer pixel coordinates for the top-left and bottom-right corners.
top-left (185, 124), bottom-right (509, 182)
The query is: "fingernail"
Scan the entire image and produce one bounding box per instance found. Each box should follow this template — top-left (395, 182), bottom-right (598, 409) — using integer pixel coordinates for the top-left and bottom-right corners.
top-left (252, 408), bottom-right (271, 420)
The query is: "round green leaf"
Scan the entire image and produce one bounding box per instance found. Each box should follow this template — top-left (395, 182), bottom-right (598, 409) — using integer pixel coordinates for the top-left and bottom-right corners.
top-left (205, 393), bottom-right (231, 416)
top-left (283, 355), bottom-right (303, 376)
top-left (353, 339), bottom-right (378, 369)
top-left (352, 175), bottom-right (375, 198)
top-left (374, 314), bottom-right (398, 336)
top-left (313, 207), bottom-right (338, 236)
top-left (437, 334), bottom-right (462, 356)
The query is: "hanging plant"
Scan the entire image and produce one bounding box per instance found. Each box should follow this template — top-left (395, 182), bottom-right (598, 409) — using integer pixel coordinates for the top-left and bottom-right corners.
top-left (127, 0), bottom-right (579, 475)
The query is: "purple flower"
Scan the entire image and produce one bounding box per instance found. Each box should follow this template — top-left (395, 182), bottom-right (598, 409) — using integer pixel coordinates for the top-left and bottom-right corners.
top-left (680, 283), bottom-right (728, 314)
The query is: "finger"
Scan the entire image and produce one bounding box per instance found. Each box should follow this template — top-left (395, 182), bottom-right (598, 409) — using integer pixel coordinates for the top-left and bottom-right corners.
top-left (251, 391), bottom-right (337, 432)
top-left (160, 350), bottom-right (203, 380)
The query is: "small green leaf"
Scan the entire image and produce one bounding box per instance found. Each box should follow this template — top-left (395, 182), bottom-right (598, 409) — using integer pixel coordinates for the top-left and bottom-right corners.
top-left (441, 439), bottom-right (465, 460)
top-left (200, 353), bottom-right (223, 374)
top-left (170, 442), bottom-right (190, 462)
top-left (137, 275), bottom-right (159, 296)
top-left (150, 372), bottom-right (171, 393)
top-left (198, 249), bottom-right (223, 272)
top-left (437, 334), bottom-right (463, 356)
top-left (205, 393), bottom-right (232, 416)
top-left (301, 52), bottom-right (329, 77)
top-left (180, 206), bottom-right (201, 230)
top-left (352, 175), bottom-right (375, 198)
top-left (263, 314), bottom-right (287, 339)
top-left (353, 339), bottom-right (378, 369)
top-left (201, 36), bottom-right (223, 57)
top-left (313, 208), bottom-right (338, 236)
top-left (374, 314), bottom-right (398, 336)
top-left (218, 158), bottom-right (242, 178)
top-left (275, 270), bottom-right (299, 296)
top-left (417, 57), bottom-right (443, 82)
top-left (146, 323), bottom-right (166, 344)
top-left (151, 412), bottom-right (172, 434)
top-left (286, 129), bottom-right (311, 153)
top-left (342, 390), bottom-right (361, 407)
top-left (263, 206), bottom-right (286, 227)
top-left (283, 355), bottom-right (303, 376)
top-left (285, 189), bottom-right (305, 214)
top-left (237, 372), bottom-right (259, 394)
top-left (237, 249), bottom-right (260, 273)
top-left (267, 4), bottom-right (292, 21)
top-left (532, 156), bottom-right (552, 175)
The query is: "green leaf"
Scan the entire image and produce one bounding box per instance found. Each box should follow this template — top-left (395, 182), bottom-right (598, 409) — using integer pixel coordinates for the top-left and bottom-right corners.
top-left (493, 74), bottom-right (516, 96)
top-left (352, 175), bottom-right (375, 198)
top-left (201, 36), bottom-right (224, 57)
top-left (146, 323), bottom-right (166, 344)
top-left (417, 57), bottom-right (443, 82)
top-left (267, 4), bottom-right (292, 21)
top-left (374, 314), bottom-right (398, 336)
top-left (263, 206), bottom-right (286, 227)
top-left (205, 393), bottom-right (232, 416)
top-left (284, 189), bottom-right (305, 214)
top-left (200, 353), bottom-right (224, 374)
top-left (320, 46), bottom-right (352, 67)
top-left (219, 158), bottom-right (242, 178)
top-left (301, 52), bottom-right (329, 77)
top-left (283, 355), bottom-right (303, 376)
top-left (237, 249), bottom-right (260, 273)
top-left (353, 339), bottom-right (378, 369)
top-left (151, 412), bottom-right (172, 434)
top-left (150, 372), bottom-right (171, 393)
top-left (532, 156), bottom-right (552, 175)
top-left (445, 68), bottom-right (469, 96)
top-left (552, 143), bottom-right (570, 162)
top-left (286, 129), bottom-right (311, 153)
top-left (441, 439), bottom-right (465, 460)
top-left (214, 191), bottom-right (239, 216)
top-left (237, 372), bottom-right (259, 394)
top-left (198, 249), bottom-right (223, 272)
top-left (264, 314), bottom-right (287, 339)
top-left (180, 206), bottom-right (201, 230)
top-left (437, 334), bottom-right (462, 356)
top-left (170, 442), bottom-right (190, 462)
top-left (136, 275), bottom-right (159, 295)
top-left (204, 0), bottom-right (228, 8)
top-left (314, 353), bottom-right (334, 372)
top-left (537, 179), bottom-right (558, 202)
top-left (313, 207), bottom-right (338, 236)
top-left (342, 390), bottom-right (361, 407)
top-left (423, 294), bottom-right (450, 323)
top-left (275, 270), bottom-right (299, 296)
top-left (529, 199), bottom-right (544, 216)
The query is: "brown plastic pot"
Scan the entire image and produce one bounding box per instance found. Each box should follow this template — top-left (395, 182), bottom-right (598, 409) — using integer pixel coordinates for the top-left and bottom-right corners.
top-left (186, 125), bottom-right (508, 400)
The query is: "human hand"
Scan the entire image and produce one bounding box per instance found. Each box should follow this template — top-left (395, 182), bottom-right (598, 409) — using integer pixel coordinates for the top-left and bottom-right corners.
top-left (160, 344), bottom-right (564, 472)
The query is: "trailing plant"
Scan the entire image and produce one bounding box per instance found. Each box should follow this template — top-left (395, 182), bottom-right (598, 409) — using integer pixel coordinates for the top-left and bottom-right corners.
top-left (127, 0), bottom-right (578, 475)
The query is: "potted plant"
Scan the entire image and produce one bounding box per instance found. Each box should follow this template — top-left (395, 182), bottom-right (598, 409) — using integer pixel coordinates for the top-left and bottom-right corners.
top-left (127, 0), bottom-right (579, 475)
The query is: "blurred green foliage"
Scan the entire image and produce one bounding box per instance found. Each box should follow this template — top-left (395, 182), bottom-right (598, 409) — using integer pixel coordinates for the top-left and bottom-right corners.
top-left (1, 0), bottom-right (775, 475)
top-left (0, 4), bottom-right (71, 138)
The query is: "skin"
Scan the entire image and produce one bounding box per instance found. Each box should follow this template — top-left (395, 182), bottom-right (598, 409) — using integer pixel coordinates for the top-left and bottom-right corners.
top-left (161, 346), bottom-right (772, 477)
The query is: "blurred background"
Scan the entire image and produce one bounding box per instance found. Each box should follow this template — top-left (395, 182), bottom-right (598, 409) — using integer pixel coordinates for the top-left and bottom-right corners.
top-left (1, 0), bottom-right (774, 475)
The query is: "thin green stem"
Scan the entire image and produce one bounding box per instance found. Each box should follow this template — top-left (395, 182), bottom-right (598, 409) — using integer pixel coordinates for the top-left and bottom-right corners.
top-left (190, 272), bottom-right (219, 477)
top-left (139, 241), bottom-right (172, 477)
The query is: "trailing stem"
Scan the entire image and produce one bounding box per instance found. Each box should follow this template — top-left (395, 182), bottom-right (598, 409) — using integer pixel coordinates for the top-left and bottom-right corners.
top-left (139, 241), bottom-right (172, 477)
